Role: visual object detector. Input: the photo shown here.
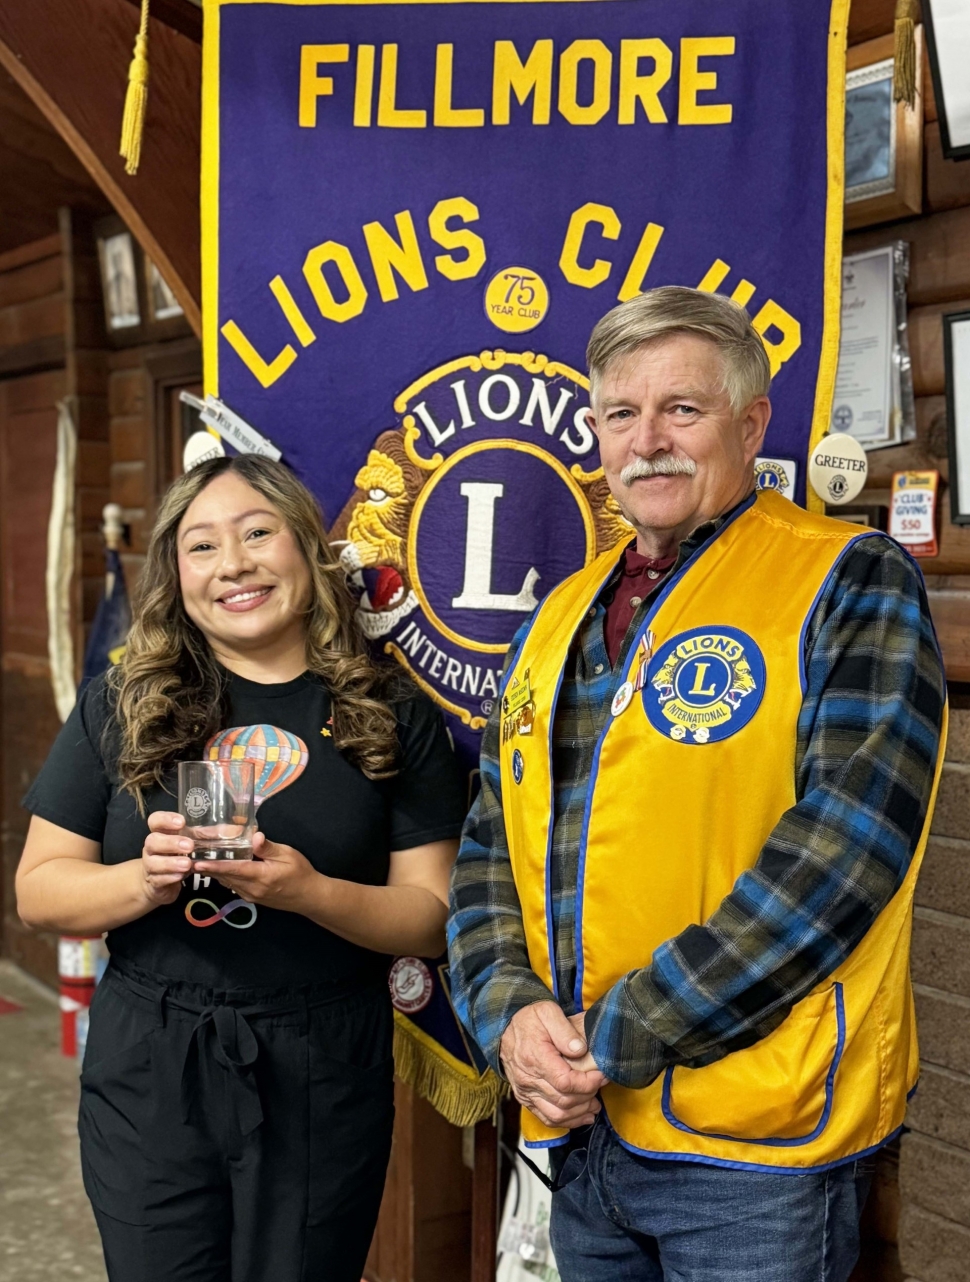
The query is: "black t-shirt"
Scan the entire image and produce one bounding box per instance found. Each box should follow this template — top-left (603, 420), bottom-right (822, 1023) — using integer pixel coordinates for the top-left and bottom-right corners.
top-left (24, 671), bottom-right (467, 991)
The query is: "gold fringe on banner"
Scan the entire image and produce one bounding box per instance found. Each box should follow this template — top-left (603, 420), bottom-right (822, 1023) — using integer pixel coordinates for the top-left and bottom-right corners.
top-left (393, 1013), bottom-right (506, 1128)
top-left (120, 0), bottom-right (151, 175)
top-left (893, 0), bottom-right (919, 108)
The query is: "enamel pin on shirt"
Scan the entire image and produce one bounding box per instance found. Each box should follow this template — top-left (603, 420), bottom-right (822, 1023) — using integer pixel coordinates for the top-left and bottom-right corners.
top-left (633, 631), bottom-right (655, 693)
top-left (502, 670), bottom-right (536, 742)
top-left (612, 631), bottom-right (655, 717)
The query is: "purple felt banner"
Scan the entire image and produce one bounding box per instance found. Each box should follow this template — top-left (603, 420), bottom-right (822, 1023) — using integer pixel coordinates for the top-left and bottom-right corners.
top-left (203, 0), bottom-right (846, 766)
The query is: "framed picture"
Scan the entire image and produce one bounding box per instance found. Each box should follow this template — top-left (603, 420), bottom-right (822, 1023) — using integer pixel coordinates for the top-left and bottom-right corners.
top-left (924, 0), bottom-right (970, 161)
top-left (146, 258), bottom-right (184, 323)
top-left (844, 30), bottom-right (924, 230)
top-left (94, 214), bottom-right (192, 347)
top-left (944, 310), bottom-right (970, 525)
top-left (97, 230), bottom-right (140, 331)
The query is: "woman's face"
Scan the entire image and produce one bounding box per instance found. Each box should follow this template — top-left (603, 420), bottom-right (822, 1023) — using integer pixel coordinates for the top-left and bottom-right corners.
top-left (176, 472), bottom-right (312, 660)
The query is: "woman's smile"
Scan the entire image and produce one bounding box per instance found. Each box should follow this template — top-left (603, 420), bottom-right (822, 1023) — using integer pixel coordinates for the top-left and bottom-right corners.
top-left (216, 584), bottom-right (276, 613)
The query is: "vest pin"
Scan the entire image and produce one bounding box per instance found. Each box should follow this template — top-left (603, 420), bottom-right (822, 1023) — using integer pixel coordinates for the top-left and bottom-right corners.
top-left (512, 749), bottom-right (524, 784)
top-left (611, 681), bottom-right (634, 717)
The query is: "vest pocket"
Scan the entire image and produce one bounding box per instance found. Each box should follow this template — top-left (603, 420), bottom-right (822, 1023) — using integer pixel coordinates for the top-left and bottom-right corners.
top-left (661, 982), bottom-right (845, 1146)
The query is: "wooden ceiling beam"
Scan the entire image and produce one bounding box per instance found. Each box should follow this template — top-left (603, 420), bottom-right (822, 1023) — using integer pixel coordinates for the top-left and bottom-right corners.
top-left (0, 0), bottom-right (201, 335)
top-left (121, 0), bottom-right (201, 44)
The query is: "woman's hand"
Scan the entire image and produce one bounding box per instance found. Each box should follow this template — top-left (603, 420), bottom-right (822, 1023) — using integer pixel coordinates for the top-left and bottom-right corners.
top-left (202, 833), bottom-right (318, 913)
top-left (141, 811), bottom-right (194, 907)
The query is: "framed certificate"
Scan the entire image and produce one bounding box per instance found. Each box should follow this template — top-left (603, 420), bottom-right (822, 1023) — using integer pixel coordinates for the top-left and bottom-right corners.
top-left (845, 31), bottom-right (924, 229)
top-left (924, 0), bottom-right (970, 161)
top-left (832, 243), bottom-right (915, 450)
top-left (945, 310), bottom-right (970, 525)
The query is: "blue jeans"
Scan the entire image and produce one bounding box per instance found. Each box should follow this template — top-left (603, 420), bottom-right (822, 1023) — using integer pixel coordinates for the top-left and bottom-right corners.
top-left (548, 1121), bottom-right (873, 1282)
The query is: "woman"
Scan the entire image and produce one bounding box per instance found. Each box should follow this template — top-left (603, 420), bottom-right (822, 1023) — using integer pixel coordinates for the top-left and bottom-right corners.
top-left (16, 455), bottom-right (466, 1282)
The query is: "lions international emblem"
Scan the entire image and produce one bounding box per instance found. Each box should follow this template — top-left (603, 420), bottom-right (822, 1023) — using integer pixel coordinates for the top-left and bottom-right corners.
top-left (754, 458), bottom-right (796, 500)
top-left (645, 626), bottom-right (766, 744)
top-left (330, 350), bottom-right (630, 759)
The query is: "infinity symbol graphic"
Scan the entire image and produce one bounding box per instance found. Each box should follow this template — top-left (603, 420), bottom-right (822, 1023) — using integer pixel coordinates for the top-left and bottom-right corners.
top-left (185, 898), bottom-right (258, 929)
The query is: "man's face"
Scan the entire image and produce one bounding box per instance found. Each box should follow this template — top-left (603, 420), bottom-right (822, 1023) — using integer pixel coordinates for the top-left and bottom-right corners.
top-left (586, 334), bottom-right (771, 545)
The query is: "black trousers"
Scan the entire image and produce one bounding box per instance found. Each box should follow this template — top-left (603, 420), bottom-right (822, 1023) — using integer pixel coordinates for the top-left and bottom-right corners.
top-left (79, 959), bottom-right (394, 1282)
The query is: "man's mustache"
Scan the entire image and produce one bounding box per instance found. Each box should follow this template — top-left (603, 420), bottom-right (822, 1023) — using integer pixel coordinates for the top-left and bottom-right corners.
top-left (620, 455), bottom-right (697, 486)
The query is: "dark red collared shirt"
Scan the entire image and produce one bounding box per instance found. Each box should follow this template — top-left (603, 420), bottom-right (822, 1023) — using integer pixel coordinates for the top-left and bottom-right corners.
top-left (603, 543), bottom-right (677, 667)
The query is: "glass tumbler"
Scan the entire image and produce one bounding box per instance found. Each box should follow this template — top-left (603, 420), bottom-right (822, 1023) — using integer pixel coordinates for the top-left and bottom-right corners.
top-left (177, 760), bottom-right (256, 860)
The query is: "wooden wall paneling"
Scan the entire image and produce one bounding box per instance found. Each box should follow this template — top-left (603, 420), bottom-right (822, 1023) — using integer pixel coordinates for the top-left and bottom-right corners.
top-left (365, 1081), bottom-right (473, 1282)
top-left (144, 336), bottom-right (201, 496)
top-left (413, 1096), bottom-right (473, 1281)
top-left (0, 0), bottom-right (202, 332)
top-left (847, 0), bottom-right (896, 47)
top-left (0, 69), bottom-right (110, 257)
top-left (924, 589), bottom-right (970, 680)
top-left (471, 1121), bottom-right (499, 1282)
top-left (845, 205), bottom-right (970, 309)
top-left (0, 233), bottom-right (65, 379)
top-left (0, 367), bottom-right (66, 981)
top-left (122, 0), bottom-right (202, 44)
top-left (925, 122), bottom-right (970, 215)
top-left (861, 396), bottom-right (948, 488)
top-left (910, 298), bottom-right (970, 397)
top-left (367, 1079), bottom-right (416, 1282)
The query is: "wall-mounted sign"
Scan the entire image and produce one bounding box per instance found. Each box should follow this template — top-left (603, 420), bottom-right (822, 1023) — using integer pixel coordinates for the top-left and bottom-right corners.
top-left (889, 471), bottom-right (940, 558)
top-left (809, 433), bottom-right (869, 505)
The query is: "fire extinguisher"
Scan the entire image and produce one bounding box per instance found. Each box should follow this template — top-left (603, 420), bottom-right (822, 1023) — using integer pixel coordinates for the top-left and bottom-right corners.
top-left (58, 936), bottom-right (103, 1058)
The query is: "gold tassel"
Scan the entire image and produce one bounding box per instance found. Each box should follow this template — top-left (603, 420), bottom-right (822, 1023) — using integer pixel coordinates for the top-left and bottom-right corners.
top-left (393, 1018), bottom-right (506, 1128)
top-left (893, 0), bottom-right (919, 109)
top-left (119, 0), bottom-right (150, 176)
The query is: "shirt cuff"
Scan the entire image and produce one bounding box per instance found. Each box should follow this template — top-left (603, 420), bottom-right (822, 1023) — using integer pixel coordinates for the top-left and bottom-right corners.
top-left (477, 973), bottom-right (558, 1078)
top-left (585, 975), bottom-right (669, 1089)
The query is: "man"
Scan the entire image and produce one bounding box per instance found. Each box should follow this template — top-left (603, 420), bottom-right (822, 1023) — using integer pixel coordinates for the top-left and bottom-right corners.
top-left (447, 287), bottom-right (946, 1281)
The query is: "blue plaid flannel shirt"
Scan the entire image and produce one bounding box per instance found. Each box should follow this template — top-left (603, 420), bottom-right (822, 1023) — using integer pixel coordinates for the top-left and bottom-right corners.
top-left (447, 512), bottom-right (946, 1088)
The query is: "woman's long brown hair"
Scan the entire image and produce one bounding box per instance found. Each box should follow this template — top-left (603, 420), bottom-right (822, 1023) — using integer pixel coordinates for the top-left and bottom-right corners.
top-left (109, 455), bottom-right (400, 806)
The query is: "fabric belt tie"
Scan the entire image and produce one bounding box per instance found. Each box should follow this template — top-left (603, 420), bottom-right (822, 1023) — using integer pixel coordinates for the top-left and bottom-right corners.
top-left (180, 1005), bottom-right (263, 1136)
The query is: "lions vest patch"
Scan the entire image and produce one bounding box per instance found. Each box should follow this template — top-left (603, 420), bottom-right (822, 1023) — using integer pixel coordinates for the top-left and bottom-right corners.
top-left (644, 626), bottom-right (766, 744)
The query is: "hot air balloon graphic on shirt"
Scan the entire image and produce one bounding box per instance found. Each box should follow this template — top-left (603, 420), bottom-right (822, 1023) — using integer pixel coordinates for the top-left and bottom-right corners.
top-left (204, 724), bottom-right (309, 808)
top-left (185, 725), bottom-right (310, 931)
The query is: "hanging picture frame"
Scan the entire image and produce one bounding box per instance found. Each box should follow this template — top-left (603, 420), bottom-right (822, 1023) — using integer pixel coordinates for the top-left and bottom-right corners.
top-left (944, 310), bottom-right (970, 525)
top-left (923, 0), bottom-right (970, 161)
top-left (844, 30), bottom-right (924, 230)
top-left (832, 242), bottom-right (916, 450)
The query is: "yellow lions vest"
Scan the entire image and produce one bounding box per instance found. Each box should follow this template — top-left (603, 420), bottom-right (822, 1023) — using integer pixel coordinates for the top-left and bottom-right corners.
top-left (500, 490), bottom-right (946, 1171)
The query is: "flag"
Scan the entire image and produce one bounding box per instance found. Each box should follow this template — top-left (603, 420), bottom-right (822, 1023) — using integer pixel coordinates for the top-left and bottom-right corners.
top-left (80, 548), bottom-right (131, 691)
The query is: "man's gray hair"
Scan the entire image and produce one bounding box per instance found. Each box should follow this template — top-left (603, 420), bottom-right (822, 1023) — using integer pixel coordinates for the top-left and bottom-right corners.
top-left (586, 286), bottom-right (771, 415)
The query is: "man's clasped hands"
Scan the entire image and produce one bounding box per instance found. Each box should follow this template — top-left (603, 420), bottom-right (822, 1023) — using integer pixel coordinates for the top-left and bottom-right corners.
top-left (499, 1001), bottom-right (608, 1128)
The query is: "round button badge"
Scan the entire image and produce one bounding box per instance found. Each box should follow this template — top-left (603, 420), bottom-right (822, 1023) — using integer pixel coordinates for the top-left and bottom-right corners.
top-left (611, 681), bottom-right (634, 717)
top-left (809, 432), bottom-right (868, 505)
top-left (512, 749), bottom-right (524, 784)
